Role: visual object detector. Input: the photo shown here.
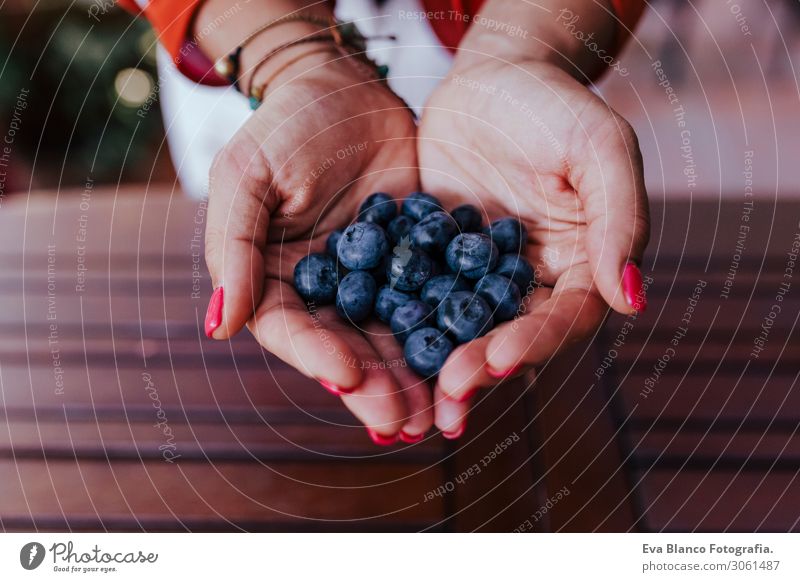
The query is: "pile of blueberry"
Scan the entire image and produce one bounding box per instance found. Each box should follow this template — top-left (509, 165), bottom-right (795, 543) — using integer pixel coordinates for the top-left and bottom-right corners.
top-left (293, 192), bottom-right (535, 377)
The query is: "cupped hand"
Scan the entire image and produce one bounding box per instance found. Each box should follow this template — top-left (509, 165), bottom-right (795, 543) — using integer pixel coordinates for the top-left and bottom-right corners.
top-left (204, 56), bottom-right (433, 443)
top-left (417, 58), bottom-right (650, 433)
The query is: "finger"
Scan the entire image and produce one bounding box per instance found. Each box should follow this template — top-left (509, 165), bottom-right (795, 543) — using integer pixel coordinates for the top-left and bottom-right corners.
top-left (337, 330), bottom-right (411, 444)
top-left (205, 140), bottom-right (278, 339)
top-left (340, 361), bottom-right (409, 446)
top-left (247, 279), bottom-right (364, 389)
top-left (248, 281), bottom-right (409, 442)
top-left (433, 383), bottom-right (470, 439)
top-left (398, 381), bottom-right (434, 443)
top-left (572, 113), bottom-right (650, 314)
top-left (437, 335), bottom-right (496, 403)
top-left (485, 265), bottom-right (606, 373)
top-left (438, 284), bottom-right (552, 401)
top-left (361, 321), bottom-right (434, 442)
top-left (434, 336), bottom-right (495, 441)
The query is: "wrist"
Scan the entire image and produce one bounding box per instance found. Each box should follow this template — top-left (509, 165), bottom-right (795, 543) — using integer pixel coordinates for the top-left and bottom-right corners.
top-left (243, 43), bottom-right (400, 120)
top-left (194, 1), bottom-right (388, 105)
top-left (249, 48), bottom-right (381, 102)
top-left (451, 0), bottom-right (616, 81)
top-left (194, 0), bottom-right (332, 61)
top-left (237, 21), bottom-right (336, 97)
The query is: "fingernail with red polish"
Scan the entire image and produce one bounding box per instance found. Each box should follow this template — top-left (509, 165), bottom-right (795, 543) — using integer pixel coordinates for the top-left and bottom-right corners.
top-left (443, 423), bottom-right (466, 440)
top-left (399, 431), bottom-right (424, 444)
top-left (204, 286), bottom-right (224, 338)
top-left (622, 262), bottom-right (647, 312)
top-left (367, 428), bottom-right (398, 446)
top-left (486, 364), bottom-right (521, 379)
top-left (318, 378), bottom-right (354, 396)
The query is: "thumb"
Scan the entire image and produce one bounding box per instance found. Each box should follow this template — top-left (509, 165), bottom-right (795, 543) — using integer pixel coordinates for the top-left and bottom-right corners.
top-left (573, 114), bottom-right (650, 314)
top-left (204, 143), bottom-right (276, 339)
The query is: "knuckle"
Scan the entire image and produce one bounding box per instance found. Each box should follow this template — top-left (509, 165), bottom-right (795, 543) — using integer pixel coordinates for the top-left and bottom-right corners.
top-left (210, 140), bottom-right (272, 193)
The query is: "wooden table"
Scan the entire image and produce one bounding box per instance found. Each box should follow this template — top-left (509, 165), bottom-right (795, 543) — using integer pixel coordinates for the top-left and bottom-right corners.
top-left (1, 186), bottom-right (797, 532)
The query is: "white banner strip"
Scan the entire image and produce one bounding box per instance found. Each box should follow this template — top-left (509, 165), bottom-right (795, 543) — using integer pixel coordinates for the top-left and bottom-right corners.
top-left (0, 533), bottom-right (797, 581)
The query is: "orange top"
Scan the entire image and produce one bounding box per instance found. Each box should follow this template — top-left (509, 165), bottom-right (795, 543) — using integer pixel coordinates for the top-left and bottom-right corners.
top-left (118, 0), bottom-right (645, 84)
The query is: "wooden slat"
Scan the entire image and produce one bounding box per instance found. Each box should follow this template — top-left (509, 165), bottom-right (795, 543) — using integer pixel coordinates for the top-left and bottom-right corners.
top-left (618, 370), bottom-right (800, 424)
top-left (0, 459), bottom-right (444, 529)
top-left (630, 428), bottom-right (800, 470)
top-left (637, 470), bottom-right (800, 532)
top-left (0, 418), bottom-right (443, 461)
top-left (0, 363), bottom-right (339, 409)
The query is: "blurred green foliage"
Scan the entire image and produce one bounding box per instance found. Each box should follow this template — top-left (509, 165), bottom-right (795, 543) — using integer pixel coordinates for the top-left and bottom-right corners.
top-left (0, 4), bottom-right (162, 185)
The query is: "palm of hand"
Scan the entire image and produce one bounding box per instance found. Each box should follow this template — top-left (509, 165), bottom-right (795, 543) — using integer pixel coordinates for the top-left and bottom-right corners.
top-left (212, 72), bottom-right (436, 440)
top-left (416, 60), bottom-right (645, 416)
top-left (420, 60), bottom-right (623, 285)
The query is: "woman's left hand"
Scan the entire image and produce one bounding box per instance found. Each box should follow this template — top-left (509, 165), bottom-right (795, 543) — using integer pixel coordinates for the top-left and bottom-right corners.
top-left (417, 57), bottom-right (650, 434)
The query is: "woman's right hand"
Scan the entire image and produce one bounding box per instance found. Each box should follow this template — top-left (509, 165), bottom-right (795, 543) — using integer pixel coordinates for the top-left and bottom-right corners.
top-left (203, 51), bottom-right (433, 444)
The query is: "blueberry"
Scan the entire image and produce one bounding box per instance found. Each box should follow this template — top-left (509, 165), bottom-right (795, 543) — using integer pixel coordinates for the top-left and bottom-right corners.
top-left (374, 285), bottom-right (415, 323)
top-left (402, 192), bottom-right (442, 221)
top-left (451, 204), bottom-right (483, 232)
top-left (474, 274), bottom-right (522, 322)
top-left (387, 246), bottom-right (434, 291)
top-left (437, 291), bottom-right (494, 344)
top-left (357, 192), bottom-right (397, 226)
top-left (294, 253), bottom-right (339, 305)
top-left (337, 222), bottom-right (389, 270)
top-left (326, 229), bottom-right (343, 257)
top-left (494, 254), bottom-right (535, 293)
top-left (335, 270), bottom-right (377, 323)
top-left (410, 211), bottom-right (458, 256)
top-left (483, 217), bottom-right (528, 254)
top-left (420, 274), bottom-right (471, 309)
top-left (386, 215), bottom-right (416, 244)
top-left (404, 327), bottom-right (454, 377)
top-left (390, 300), bottom-right (435, 343)
top-left (445, 233), bottom-right (499, 280)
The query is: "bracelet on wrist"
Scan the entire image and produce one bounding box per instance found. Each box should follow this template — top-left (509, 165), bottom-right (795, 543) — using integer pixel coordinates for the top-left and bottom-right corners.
top-left (242, 20), bottom-right (393, 110)
top-left (213, 12), bottom-right (332, 86)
